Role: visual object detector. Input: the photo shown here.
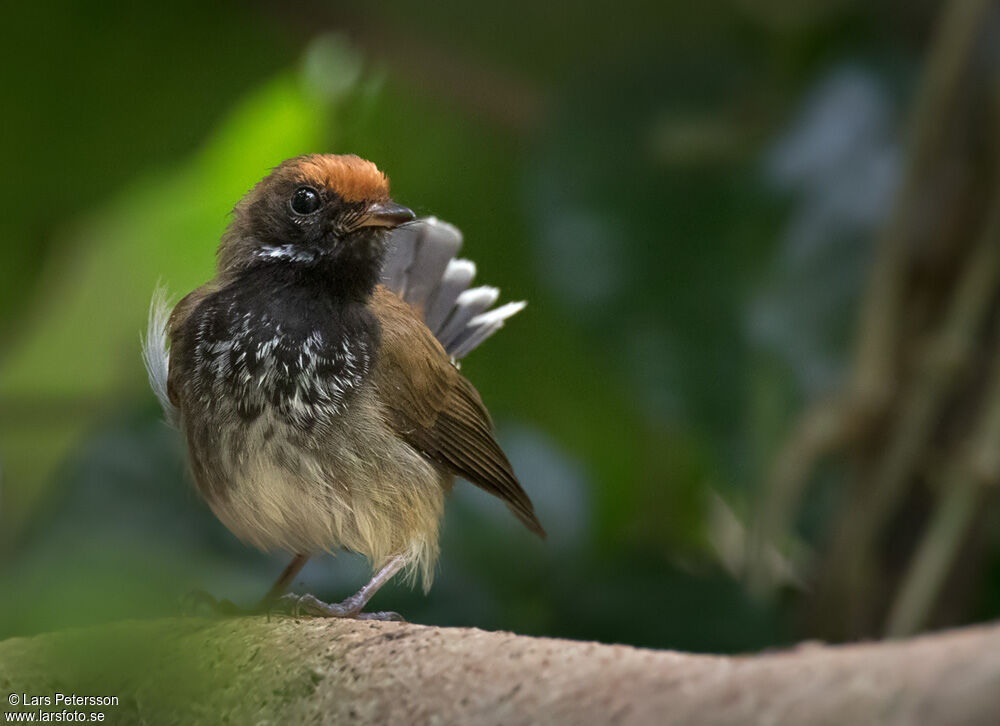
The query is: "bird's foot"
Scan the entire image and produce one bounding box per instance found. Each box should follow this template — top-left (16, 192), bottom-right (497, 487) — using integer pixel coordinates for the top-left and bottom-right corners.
top-left (277, 592), bottom-right (405, 622)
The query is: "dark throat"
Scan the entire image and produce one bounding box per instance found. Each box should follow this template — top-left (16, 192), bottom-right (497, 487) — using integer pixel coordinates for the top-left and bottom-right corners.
top-left (253, 228), bottom-right (388, 303)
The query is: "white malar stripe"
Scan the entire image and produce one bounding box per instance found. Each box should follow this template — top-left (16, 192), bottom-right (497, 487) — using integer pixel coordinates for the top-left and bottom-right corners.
top-left (255, 245), bottom-right (318, 263)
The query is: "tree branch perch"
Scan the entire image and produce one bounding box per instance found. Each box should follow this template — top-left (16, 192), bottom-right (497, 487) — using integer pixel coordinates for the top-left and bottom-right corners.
top-left (1, 617), bottom-right (999, 725)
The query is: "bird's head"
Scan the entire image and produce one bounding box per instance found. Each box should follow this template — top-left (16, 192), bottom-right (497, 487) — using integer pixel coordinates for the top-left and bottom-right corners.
top-left (218, 154), bottom-right (414, 293)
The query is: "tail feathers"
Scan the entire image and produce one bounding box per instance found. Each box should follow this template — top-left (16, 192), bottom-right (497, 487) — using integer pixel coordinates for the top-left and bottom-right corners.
top-left (382, 217), bottom-right (525, 359)
top-left (142, 285), bottom-right (180, 427)
top-left (424, 259), bottom-right (476, 333)
top-left (436, 287), bottom-right (499, 347)
top-left (400, 224), bottom-right (462, 311)
top-left (380, 223), bottom-right (419, 293)
top-left (450, 302), bottom-right (527, 359)
top-left (381, 218), bottom-right (461, 309)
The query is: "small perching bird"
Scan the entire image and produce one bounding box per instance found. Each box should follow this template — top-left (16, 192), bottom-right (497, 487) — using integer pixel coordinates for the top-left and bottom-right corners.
top-left (144, 154), bottom-right (543, 620)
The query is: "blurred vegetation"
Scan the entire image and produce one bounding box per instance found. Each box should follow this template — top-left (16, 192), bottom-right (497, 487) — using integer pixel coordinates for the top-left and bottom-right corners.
top-left (2, 0), bottom-right (1000, 669)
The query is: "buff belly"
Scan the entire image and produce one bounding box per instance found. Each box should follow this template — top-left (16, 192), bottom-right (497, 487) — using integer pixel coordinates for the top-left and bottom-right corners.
top-left (186, 387), bottom-right (449, 591)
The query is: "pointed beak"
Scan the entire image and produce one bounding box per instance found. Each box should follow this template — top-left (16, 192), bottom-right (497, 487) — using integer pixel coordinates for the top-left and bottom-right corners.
top-left (354, 200), bottom-right (416, 230)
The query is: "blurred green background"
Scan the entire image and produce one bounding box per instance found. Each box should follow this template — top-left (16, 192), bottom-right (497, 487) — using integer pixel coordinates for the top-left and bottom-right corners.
top-left (3, 0), bottom-right (1000, 656)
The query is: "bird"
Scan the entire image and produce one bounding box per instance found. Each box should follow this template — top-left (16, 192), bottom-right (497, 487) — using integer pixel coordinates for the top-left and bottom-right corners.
top-left (143, 153), bottom-right (544, 620)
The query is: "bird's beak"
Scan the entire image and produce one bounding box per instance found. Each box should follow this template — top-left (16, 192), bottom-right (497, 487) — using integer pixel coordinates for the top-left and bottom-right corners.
top-left (354, 200), bottom-right (416, 230)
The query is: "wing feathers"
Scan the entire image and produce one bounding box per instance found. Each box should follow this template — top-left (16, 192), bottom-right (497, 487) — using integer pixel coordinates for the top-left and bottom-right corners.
top-left (372, 287), bottom-right (544, 538)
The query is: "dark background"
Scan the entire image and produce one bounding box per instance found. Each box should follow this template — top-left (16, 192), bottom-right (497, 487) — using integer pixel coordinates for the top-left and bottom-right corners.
top-left (2, 0), bottom-right (999, 655)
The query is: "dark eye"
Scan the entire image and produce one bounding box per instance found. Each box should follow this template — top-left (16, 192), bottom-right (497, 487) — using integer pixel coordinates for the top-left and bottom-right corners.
top-left (290, 187), bottom-right (321, 215)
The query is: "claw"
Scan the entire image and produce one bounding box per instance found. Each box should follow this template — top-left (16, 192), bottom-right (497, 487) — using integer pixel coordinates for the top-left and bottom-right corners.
top-left (275, 592), bottom-right (405, 620)
top-left (297, 593), bottom-right (356, 618)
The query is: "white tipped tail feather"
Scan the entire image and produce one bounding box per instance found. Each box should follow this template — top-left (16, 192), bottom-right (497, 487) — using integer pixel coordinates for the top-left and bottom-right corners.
top-left (382, 217), bottom-right (526, 358)
top-left (143, 284), bottom-right (180, 427)
top-left (143, 217), bottom-right (524, 424)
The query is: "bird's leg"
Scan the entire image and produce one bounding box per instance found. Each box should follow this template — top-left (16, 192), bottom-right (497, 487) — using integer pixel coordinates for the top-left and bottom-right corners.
top-left (281, 554), bottom-right (407, 621)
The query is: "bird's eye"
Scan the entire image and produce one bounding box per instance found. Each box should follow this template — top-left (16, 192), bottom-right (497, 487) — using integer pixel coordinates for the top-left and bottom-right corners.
top-left (290, 187), bottom-right (321, 215)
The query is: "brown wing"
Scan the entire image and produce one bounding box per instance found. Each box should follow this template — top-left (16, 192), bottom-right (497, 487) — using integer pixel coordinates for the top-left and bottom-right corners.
top-left (370, 286), bottom-right (545, 538)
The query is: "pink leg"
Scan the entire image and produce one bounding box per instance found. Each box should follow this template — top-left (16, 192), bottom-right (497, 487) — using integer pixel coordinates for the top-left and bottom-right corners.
top-left (282, 555), bottom-right (407, 621)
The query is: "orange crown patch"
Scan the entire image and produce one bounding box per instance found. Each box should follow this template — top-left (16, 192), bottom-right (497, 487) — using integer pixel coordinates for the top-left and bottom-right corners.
top-left (294, 154), bottom-right (390, 203)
